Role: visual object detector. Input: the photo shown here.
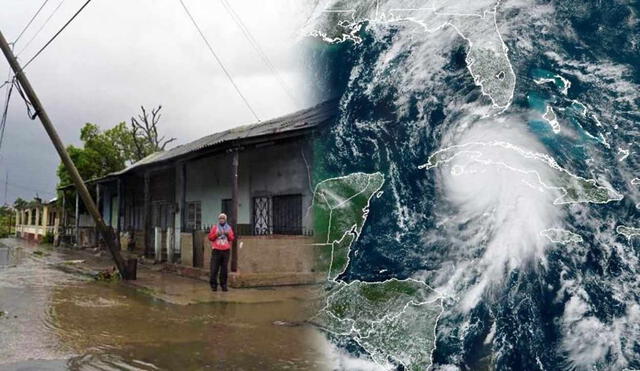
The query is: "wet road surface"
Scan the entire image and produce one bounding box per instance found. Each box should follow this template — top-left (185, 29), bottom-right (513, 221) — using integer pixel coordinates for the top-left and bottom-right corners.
top-left (0, 238), bottom-right (332, 370)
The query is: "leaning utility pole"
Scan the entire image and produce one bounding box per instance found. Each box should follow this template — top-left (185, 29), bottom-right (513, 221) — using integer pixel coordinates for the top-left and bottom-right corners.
top-left (0, 30), bottom-right (131, 279)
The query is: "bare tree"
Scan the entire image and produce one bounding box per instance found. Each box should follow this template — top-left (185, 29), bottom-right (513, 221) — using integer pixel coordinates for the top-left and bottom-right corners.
top-left (130, 105), bottom-right (176, 161)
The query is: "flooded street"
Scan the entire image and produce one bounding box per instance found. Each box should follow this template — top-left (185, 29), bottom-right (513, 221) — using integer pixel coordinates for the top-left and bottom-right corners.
top-left (0, 238), bottom-right (332, 370)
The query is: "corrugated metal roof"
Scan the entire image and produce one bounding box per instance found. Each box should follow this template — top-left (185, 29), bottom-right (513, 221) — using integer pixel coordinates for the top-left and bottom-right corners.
top-left (57, 100), bottom-right (337, 190)
top-left (108, 99), bottom-right (337, 177)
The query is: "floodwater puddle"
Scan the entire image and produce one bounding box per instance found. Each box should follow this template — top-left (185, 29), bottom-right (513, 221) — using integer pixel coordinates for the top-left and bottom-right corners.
top-left (0, 239), bottom-right (331, 370)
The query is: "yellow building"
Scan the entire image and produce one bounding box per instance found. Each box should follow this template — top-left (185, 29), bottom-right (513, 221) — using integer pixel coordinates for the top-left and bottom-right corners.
top-left (15, 198), bottom-right (61, 242)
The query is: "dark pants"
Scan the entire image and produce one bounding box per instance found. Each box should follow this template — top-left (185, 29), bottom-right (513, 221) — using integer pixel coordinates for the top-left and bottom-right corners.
top-left (210, 249), bottom-right (230, 288)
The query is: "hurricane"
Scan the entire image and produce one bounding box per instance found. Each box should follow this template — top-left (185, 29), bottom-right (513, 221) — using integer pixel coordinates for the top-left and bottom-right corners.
top-left (305, 0), bottom-right (640, 369)
top-left (423, 116), bottom-right (566, 311)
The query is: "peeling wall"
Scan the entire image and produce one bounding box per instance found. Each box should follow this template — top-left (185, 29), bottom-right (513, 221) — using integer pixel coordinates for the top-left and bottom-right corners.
top-left (184, 139), bottom-right (313, 229)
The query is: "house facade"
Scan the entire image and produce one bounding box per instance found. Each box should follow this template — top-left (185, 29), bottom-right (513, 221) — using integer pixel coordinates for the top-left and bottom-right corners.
top-left (60, 101), bottom-right (335, 287)
top-left (15, 198), bottom-right (61, 242)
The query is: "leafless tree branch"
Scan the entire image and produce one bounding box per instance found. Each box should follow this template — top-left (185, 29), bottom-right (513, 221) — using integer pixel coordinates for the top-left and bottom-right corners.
top-left (129, 105), bottom-right (175, 161)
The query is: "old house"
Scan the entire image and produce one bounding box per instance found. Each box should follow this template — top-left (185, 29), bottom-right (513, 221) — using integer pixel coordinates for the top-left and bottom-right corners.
top-left (60, 101), bottom-right (335, 287)
top-left (14, 197), bottom-right (61, 242)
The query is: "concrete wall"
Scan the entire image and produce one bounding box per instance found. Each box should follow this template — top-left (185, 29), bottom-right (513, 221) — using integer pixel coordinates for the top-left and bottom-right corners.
top-left (247, 140), bottom-right (314, 230)
top-left (184, 234), bottom-right (317, 274)
top-left (16, 225), bottom-right (54, 239)
top-left (180, 233), bottom-right (193, 266)
top-left (186, 152), bottom-right (250, 225)
top-left (184, 139), bottom-right (313, 229)
top-left (237, 236), bottom-right (316, 274)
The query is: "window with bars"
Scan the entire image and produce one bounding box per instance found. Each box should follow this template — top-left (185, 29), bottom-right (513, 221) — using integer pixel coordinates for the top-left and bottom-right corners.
top-left (251, 194), bottom-right (303, 235)
top-left (272, 194), bottom-right (302, 235)
top-left (252, 196), bottom-right (271, 235)
top-left (186, 201), bottom-right (202, 231)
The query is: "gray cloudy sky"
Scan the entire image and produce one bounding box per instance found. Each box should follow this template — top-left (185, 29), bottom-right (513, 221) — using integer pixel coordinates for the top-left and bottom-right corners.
top-left (0, 0), bottom-right (318, 203)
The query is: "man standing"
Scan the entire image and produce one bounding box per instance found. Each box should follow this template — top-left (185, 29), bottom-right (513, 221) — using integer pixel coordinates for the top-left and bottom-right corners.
top-left (208, 213), bottom-right (235, 292)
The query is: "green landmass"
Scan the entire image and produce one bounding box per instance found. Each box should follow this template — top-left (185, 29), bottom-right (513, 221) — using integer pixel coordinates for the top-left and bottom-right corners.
top-left (360, 300), bottom-right (442, 371)
top-left (311, 172), bottom-right (442, 370)
top-left (313, 172), bottom-right (384, 280)
top-left (314, 279), bottom-right (441, 370)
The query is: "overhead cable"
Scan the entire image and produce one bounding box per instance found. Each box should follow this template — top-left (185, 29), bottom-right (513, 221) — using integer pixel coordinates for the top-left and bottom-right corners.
top-left (13, 79), bottom-right (37, 119)
top-left (21, 0), bottom-right (93, 71)
top-left (178, 0), bottom-right (261, 122)
top-left (220, 0), bottom-right (299, 106)
top-left (13, 0), bottom-right (51, 44)
top-left (17, 0), bottom-right (67, 57)
top-left (0, 78), bottom-right (15, 151)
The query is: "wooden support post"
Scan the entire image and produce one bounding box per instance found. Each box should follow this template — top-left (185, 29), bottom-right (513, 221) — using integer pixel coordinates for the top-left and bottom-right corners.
top-left (180, 162), bottom-right (186, 230)
top-left (231, 150), bottom-right (239, 272)
top-left (166, 226), bottom-right (174, 263)
top-left (61, 191), bottom-right (66, 236)
top-left (174, 161), bottom-right (186, 260)
top-left (95, 183), bottom-right (101, 246)
top-left (96, 183), bottom-right (100, 217)
top-left (117, 178), bottom-right (123, 234)
top-left (75, 191), bottom-right (80, 246)
top-left (143, 172), bottom-right (151, 257)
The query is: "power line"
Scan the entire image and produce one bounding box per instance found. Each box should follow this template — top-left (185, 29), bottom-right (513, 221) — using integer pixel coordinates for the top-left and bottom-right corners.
top-left (0, 43), bottom-right (15, 154)
top-left (0, 81), bottom-right (15, 148)
top-left (220, 0), bottom-right (299, 107)
top-left (13, 79), bottom-right (37, 119)
top-left (0, 76), bottom-right (15, 152)
top-left (177, 0), bottom-right (261, 122)
top-left (21, 0), bottom-right (93, 71)
top-left (13, 0), bottom-right (51, 44)
top-left (17, 0), bottom-right (67, 57)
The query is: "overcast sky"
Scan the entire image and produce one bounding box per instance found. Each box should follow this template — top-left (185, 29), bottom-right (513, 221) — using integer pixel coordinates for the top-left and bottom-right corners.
top-left (0, 0), bottom-right (319, 203)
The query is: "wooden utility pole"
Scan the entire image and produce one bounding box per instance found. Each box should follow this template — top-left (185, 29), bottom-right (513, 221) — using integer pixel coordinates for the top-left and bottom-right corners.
top-left (230, 150), bottom-right (239, 272)
top-left (0, 30), bottom-right (130, 279)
